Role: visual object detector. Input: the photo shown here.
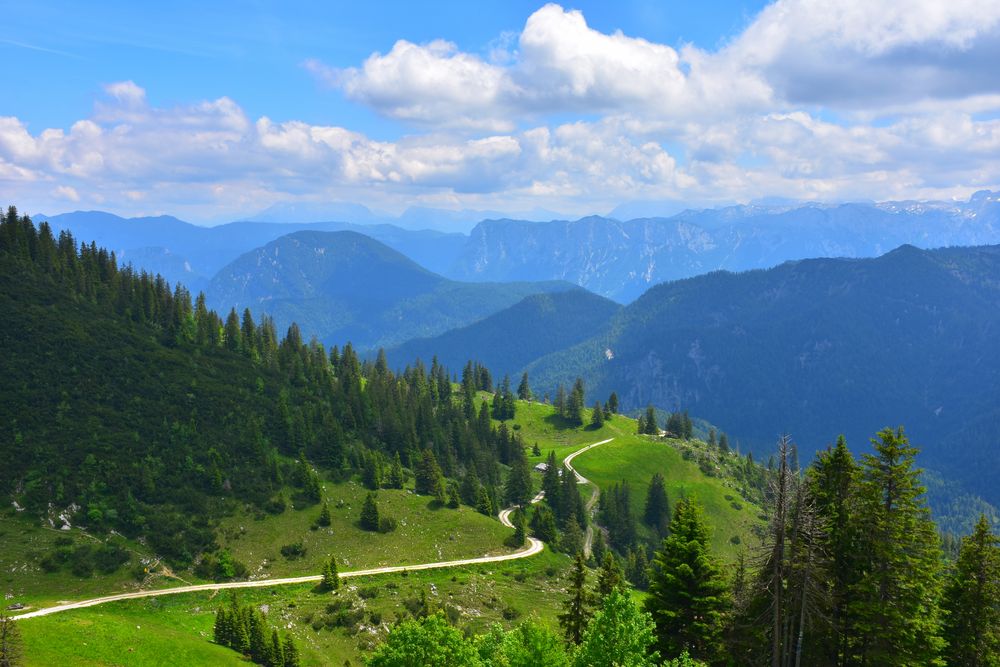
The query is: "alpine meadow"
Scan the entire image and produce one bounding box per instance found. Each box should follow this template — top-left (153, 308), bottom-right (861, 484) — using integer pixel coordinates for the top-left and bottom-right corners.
top-left (3, 2), bottom-right (1000, 666)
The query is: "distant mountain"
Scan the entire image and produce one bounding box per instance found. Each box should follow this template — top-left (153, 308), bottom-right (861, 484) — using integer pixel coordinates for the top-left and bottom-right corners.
top-left (385, 289), bottom-right (622, 378)
top-left (34, 211), bottom-right (467, 290)
top-left (448, 192), bottom-right (1000, 302)
top-left (521, 243), bottom-right (1000, 507)
top-left (206, 230), bottom-right (578, 350)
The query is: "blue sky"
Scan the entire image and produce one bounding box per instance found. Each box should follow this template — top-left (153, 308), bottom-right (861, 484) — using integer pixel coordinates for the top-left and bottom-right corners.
top-left (2, 1), bottom-right (1000, 223)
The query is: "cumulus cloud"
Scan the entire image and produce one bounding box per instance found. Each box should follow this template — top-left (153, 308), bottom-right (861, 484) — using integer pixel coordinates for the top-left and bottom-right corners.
top-left (6, 1), bottom-right (1000, 220)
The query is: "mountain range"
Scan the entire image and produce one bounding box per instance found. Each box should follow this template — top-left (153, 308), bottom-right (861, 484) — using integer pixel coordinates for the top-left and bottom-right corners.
top-left (39, 190), bottom-right (1000, 305)
top-left (205, 230), bottom-right (577, 350)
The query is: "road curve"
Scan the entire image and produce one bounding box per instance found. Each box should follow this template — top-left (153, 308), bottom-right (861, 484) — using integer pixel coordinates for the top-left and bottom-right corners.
top-left (563, 438), bottom-right (614, 556)
top-left (13, 439), bottom-right (613, 622)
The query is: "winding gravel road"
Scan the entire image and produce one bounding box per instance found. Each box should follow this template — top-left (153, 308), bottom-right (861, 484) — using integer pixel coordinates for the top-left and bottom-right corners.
top-left (13, 438), bottom-right (613, 622)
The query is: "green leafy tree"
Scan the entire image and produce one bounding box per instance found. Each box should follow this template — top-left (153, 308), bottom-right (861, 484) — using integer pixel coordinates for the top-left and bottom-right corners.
top-left (367, 612), bottom-right (482, 667)
top-left (477, 619), bottom-right (569, 667)
top-left (574, 589), bottom-right (659, 667)
top-left (942, 514), bottom-right (1000, 667)
top-left (848, 427), bottom-right (945, 666)
top-left (645, 498), bottom-right (729, 663)
top-left (558, 552), bottom-right (593, 645)
top-left (360, 492), bottom-right (380, 531)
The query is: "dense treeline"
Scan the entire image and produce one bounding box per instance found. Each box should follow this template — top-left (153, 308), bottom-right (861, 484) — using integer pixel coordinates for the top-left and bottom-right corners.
top-left (0, 208), bottom-right (526, 566)
top-left (213, 595), bottom-right (299, 666)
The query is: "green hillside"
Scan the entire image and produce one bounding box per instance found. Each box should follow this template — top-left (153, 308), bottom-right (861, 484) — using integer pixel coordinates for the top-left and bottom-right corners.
top-left (205, 230), bottom-right (579, 350)
top-left (386, 290), bottom-right (621, 378)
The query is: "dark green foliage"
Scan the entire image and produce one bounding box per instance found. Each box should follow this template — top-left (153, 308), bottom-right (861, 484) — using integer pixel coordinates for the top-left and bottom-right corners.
top-left (414, 449), bottom-right (445, 499)
top-left (491, 375), bottom-right (517, 421)
top-left (359, 493), bottom-right (380, 532)
top-left (643, 472), bottom-right (670, 536)
top-left (607, 392), bottom-right (618, 414)
top-left (848, 427), bottom-right (945, 666)
top-left (0, 211), bottom-right (541, 567)
top-left (321, 555), bottom-right (340, 591)
top-left (511, 508), bottom-right (526, 547)
top-left (530, 505), bottom-right (559, 544)
top-left (213, 595), bottom-right (297, 667)
top-left (0, 614), bottom-right (23, 667)
top-left (504, 444), bottom-right (533, 508)
top-left (590, 401), bottom-right (604, 428)
top-left (279, 541), bottom-right (306, 560)
top-left (517, 372), bottom-right (531, 401)
top-left (558, 553), bottom-right (592, 645)
top-left (599, 481), bottom-right (637, 553)
top-left (596, 552), bottom-right (626, 600)
top-left (317, 502), bottom-right (332, 527)
top-left (646, 498), bottom-right (729, 664)
top-left (942, 514), bottom-right (1000, 667)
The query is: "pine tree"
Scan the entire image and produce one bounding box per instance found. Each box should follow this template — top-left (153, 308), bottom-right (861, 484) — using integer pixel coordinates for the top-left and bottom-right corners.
top-left (555, 384), bottom-right (567, 416)
top-left (643, 472), bottom-right (670, 536)
top-left (542, 451), bottom-right (561, 504)
top-left (591, 401), bottom-right (604, 428)
top-left (476, 486), bottom-right (495, 517)
top-left (386, 452), bottom-right (405, 489)
top-left (530, 504), bottom-right (559, 543)
top-left (415, 449), bottom-right (444, 497)
top-left (597, 551), bottom-right (626, 600)
top-left (566, 378), bottom-right (585, 425)
top-left (505, 444), bottom-right (533, 507)
top-left (719, 432), bottom-right (730, 454)
top-left (359, 492), bottom-right (380, 531)
top-left (608, 392), bottom-right (619, 414)
top-left (281, 634), bottom-right (300, 667)
top-left (317, 502), bottom-right (331, 527)
top-left (512, 508), bottom-right (527, 547)
top-left (645, 405), bottom-right (659, 435)
top-left (270, 628), bottom-right (284, 667)
top-left (213, 607), bottom-right (230, 646)
top-left (321, 555), bottom-right (340, 591)
top-left (848, 427), bottom-right (945, 666)
top-left (560, 519), bottom-right (584, 555)
top-left (942, 514), bottom-right (1000, 667)
top-left (517, 372), bottom-right (531, 400)
top-left (591, 529), bottom-right (608, 569)
top-left (558, 552), bottom-right (593, 645)
top-left (645, 498), bottom-right (730, 663)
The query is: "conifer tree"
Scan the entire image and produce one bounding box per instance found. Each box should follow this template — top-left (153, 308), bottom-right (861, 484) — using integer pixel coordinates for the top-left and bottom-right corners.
top-left (321, 555), bottom-right (340, 591)
top-left (317, 502), bottom-right (331, 527)
top-left (505, 444), bottom-right (533, 507)
top-left (645, 498), bottom-right (730, 663)
top-left (848, 427), bottom-right (945, 666)
top-left (560, 519), bottom-right (584, 555)
top-left (554, 384), bottom-right (567, 416)
top-left (643, 472), bottom-right (670, 536)
top-left (645, 405), bottom-right (659, 435)
top-left (530, 504), bottom-right (559, 543)
top-left (719, 432), bottom-right (730, 454)
top-left (476, 486), bottom-right (495, 517)
top-left (517, 372), bottom-right (531, 400)
top-left (942, 514), bottom-right (1000, 667)
top-left (359, 492), bottom-right (380, 531)
top-left (608, 392), bottom-right (619, 414)
top-left (558, 552), bottom-right (593, 645)
top-left (512, 508), bottom-right (527, 547)
top-left (386, 452), bottom-right (405, 489)
top-left (542, 451), bottom-right (561, 504)
top-left (591, 401), bottom-right (604, 428)
top-left (597, 551), bottom-right (626, 600)
top-left (591, 529), bottom-right (608, 569)
top-left (415, 449), bottom-right (445, 497)
top-left (281, 634), bottom-right (300, 667)
top-left (270, 628), bottom-right (284, 667)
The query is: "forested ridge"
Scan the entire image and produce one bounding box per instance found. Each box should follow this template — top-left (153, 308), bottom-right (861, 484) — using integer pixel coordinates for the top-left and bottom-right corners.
top-left (0, 207), bottom-right (529, 566)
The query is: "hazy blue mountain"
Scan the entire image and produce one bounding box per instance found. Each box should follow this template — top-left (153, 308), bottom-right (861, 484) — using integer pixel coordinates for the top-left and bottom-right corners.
top-left (34, 211), bottom-right (467, 289)
top-left (206, 230), bottom-right (578, 350)
top-left (523, 243), bottom-right (1000, 506)
top-left (385, 289), bottom-right (621, 378)
top-left (448, 192), bottom-right (1000, 302)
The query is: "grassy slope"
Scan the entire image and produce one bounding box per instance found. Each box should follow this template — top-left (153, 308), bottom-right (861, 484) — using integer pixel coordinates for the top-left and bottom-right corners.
top-left (217, 475), bottom-right (514, 578)
top-left (16, 398), bottom-right (762, 665)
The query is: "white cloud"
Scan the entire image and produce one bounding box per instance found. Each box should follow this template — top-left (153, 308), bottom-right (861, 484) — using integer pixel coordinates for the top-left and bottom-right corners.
top-left (6, 3), bottom-right (1000, 221)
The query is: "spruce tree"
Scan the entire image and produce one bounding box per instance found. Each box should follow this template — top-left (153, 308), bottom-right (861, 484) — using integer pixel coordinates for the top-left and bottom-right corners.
top-left (942, 514), bottom-right (1000, 667)
top-left (517, 371), bottom-right (531, 400)
top-left (558, 552), bottom-right (593, 645)
top-left (645, 498), bottom-right (729, 663)
top-left (645, 405), bottom-right (659, 435)
top-left (512, 508), bottom-right (527, 547)
top-left (591, 401), bottom-right (604, 428)
top-left (643, 472), bottom-right (670, 536)
top-left (281, 634), bottom-right (300, 667)
top-left (386, 452), bottom-right (405, 489)
top-left (504, 444), bottom-right (533, 507)
top-left (607, 392), bottom-right (619, 414)
top-left (542, 451), bottom-right (561, 504)
top-left (270, 628), bottom-right (284, 667)
top-left (359, 492), bottom-right (380, 531)
top-left (597, 551), bottom-right (626, 600)
top-left (317, 502), bottom-right (331, 527)
top-left (321, 555), bottom-right (340, 591)
top-left (848, 427), bottom-right (945, 666)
